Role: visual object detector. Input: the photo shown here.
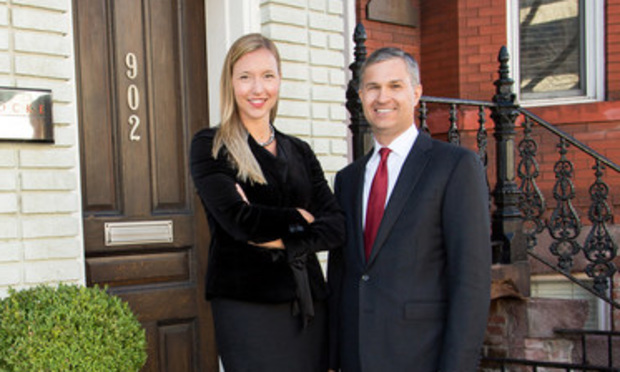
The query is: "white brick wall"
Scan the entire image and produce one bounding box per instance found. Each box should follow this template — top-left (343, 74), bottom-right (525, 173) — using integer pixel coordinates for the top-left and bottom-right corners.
top-left (0, 0), bottom-right (353, 297)
top-left (0, 1), bottom-right (84, 298)
top-left (261, 0), bottom-right (348, 181)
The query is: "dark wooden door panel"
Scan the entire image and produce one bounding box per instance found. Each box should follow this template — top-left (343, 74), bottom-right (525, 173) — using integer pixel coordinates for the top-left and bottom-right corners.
top-left (113, 0), bottom-right (151, 217)
top-left (87, 251), bottom-right (190, 286)
top-left (147, 0), bottom-right (190, 213)
top-left (84, 214), bottom-right (195, 254)
top-left (141, 319), bottom-right (199, 371)
top-left (74, 0), bottom-right (215, 370)
top-left (159, 322), bottom-right (196, 371)
top-left (75, 0), bottom-right (119, 214)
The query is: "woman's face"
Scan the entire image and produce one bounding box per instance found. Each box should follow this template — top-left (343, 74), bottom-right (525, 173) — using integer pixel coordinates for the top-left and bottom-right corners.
top-left (232, 48), bottom-right (281, 126)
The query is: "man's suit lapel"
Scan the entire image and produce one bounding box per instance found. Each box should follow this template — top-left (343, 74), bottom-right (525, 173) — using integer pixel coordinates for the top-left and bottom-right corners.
top-left (353, 151), bottom-right (372, 266)
top-left (367, 134), bottom-right (432, 265)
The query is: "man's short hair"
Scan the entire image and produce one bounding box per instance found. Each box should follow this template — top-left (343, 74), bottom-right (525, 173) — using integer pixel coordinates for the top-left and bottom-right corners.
top-left (360, 47), bottom-right (420, 87)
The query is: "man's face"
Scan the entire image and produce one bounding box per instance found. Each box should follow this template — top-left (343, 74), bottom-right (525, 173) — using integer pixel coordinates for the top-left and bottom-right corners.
top-left (359, 58), bottom-right (422, 145)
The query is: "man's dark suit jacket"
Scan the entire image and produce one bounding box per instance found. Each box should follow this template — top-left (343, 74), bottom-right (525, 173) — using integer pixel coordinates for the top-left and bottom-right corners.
top-left (328, 133), bottom-right (491, 372)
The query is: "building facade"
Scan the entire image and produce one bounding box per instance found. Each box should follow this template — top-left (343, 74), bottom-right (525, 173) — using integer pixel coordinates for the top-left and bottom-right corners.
top-left (354, 0), bottom-right (619, 367)
top-left (0, 0), bottom-right (354, 293)
top-left (1, 0), bottom-right (353, 369)
top-left (2, 0), bottom-right (619, 369)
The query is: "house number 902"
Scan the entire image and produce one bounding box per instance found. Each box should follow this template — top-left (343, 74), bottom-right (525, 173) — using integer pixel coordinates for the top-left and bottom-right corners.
top-left (125, 52), bottom-right (141, 141)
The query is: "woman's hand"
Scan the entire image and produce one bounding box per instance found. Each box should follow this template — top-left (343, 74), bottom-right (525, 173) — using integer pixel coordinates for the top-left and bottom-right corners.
top-left (296, 208), bottom-right (315, 224)
top-left (237, 183), bottom-right (309, 250)
top-left (252, 208), bottom-right (312, 250)
top-left (250, 238), bottom-right (285, 250)
top-left (236, 184), bottom-right (284, 249)
top-left (251, 209), bottom-right (312, 249)
top-left (238, 182), bottom-right (313, 224)
top-left (236, 183), bottom-right (249, 203)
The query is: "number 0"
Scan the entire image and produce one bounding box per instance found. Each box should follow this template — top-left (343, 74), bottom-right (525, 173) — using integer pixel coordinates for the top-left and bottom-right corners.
top-left (127, 84), bottom-right (140, 111)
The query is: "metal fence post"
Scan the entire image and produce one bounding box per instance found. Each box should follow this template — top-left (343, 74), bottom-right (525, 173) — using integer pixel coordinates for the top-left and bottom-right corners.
top-left (346, 23), bottom-right (373, 160)
top-left (490, 46), bottom-right (527, 264)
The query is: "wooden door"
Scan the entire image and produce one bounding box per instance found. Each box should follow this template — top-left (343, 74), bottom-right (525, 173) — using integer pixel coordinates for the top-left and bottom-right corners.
top-left (73, 0), bottom-right (216, 370)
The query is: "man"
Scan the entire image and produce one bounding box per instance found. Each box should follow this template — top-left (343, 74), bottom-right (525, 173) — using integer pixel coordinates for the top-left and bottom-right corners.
top-left (328, 47), bottom-right (491, 372)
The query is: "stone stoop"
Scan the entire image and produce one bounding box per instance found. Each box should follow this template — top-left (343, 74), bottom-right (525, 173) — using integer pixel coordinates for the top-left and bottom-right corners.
top-left (483, 279), bottom-right (589, 366)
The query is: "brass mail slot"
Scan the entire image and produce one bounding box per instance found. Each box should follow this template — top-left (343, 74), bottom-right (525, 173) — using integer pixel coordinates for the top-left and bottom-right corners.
top-left (105, 221), bottom-right (173, 246)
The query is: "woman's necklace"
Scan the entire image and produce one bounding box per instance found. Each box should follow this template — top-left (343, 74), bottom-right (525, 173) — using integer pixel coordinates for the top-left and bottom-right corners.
top-left (256, 124), bottom-right (275, 147)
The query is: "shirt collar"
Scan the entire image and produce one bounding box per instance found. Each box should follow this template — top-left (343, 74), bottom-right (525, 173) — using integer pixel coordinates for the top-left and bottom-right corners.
top-left (371, 124), bottom-right (419, 159)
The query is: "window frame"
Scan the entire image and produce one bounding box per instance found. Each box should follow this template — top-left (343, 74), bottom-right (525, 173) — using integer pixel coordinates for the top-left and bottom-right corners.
top-left (531, 274), bottom-right (610, 331)
top-left (507, 0), bottom-right (605, 107)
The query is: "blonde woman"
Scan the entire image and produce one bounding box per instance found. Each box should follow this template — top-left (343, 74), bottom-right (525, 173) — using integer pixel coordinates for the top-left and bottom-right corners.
top-left (190, 33), bottom-right (344, 371)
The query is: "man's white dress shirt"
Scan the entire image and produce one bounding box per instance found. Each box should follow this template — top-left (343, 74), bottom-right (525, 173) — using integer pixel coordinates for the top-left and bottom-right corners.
top-left (362, 124), bottom-right (419, 228)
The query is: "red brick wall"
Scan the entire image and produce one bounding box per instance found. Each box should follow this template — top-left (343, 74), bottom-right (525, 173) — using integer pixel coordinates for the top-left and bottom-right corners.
top-left (419, 0), bottom-right (507, 100)
top-left (356, 0), bottom-right (506, 99)
top-left (353, 0), bottom-right (620, 207)
top-left (356, 0), bottom-right (421, 63)
top-left (356, 0), bottom-right (620, 103)
top-left (456, 0), bottom-right (507, 100)
top-left (419, 0), bottom-right (459, 97)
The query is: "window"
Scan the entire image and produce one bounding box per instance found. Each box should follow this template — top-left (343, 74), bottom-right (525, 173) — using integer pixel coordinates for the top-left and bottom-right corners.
top-left (508, 0), bottom-right (604, 106)
top-left (531, 274), bottom-right (610, 330)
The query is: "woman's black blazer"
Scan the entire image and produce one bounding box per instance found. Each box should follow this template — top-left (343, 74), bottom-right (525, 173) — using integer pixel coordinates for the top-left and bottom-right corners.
top-left (190, 127), bottom-right (344, 304)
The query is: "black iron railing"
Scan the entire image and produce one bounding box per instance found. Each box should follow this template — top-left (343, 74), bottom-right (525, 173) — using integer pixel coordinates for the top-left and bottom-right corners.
top-left (517, 109), bottom-right (620, 308)
top-left (482, 356), bottom-right (620, 371)
top-left (417, 99), bottom-right (620, 308)
top-left (422, 68), bottom-right (620, 309)
top-left (554, 328), bottom-right (620, 368)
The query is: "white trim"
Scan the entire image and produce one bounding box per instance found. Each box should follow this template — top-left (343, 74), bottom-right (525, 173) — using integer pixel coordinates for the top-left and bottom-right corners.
top-left (506, 0), bottom-right (519, 101)
top-left (591, 0), bottom-right (606, 102)
top-left (597, 297), bottom-right (611, 331)
top-left (67, 0), bottom-right (87, 286)
top-left (344, 0), bottom-right (356, 78)
top-left (205, 0), bottom-right (261, 126)
top-left (507, 0), bottom-right (605, 107)
top-left (343, 0), bottom-right (356, 162)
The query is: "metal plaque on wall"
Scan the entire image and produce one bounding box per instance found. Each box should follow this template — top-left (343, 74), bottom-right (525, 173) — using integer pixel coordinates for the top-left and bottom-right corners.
top-left (367, 0), bottom-right (419, 27)
top-left (0, 87), bottom-right (53, 143)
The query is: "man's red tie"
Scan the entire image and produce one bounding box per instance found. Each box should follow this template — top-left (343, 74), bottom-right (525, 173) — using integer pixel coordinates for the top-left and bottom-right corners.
top-left (364, 147), bottom-right (391, 261)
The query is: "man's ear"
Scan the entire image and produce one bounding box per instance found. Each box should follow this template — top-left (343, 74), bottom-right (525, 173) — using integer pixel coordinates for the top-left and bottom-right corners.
top-left (413, 84), bottom-right (423, 105)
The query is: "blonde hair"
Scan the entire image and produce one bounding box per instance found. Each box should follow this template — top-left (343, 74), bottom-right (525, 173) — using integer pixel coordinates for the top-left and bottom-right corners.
top-left (212, 33), bottom-right (282, 185)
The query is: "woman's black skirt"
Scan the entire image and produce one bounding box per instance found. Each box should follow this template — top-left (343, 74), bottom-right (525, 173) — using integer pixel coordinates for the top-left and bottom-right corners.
top-left (211, 297), bottom-right (327, 372)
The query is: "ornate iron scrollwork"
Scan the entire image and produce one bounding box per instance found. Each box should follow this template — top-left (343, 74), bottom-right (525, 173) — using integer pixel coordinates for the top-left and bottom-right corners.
top-left (477, 106), bottom-right (488, 168)
top-left (547, 138), bottom-right (582, 271)
top-left (583, 160), bottom-right (618, 294)
top-left (418, 101), bottom-right (430, 135)
top-left (517, 117), bottom-right (545, 250)
top-left (448, 103), bottom-right (460, 145)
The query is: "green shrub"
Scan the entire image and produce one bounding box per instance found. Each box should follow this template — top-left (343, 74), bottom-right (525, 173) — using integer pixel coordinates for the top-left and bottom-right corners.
top-left (0, 283), bottom-right (147, 372)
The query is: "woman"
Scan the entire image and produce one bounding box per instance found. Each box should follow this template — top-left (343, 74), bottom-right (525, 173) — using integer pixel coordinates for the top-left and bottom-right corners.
top-left (190, 33), bottom-right (344, 371)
